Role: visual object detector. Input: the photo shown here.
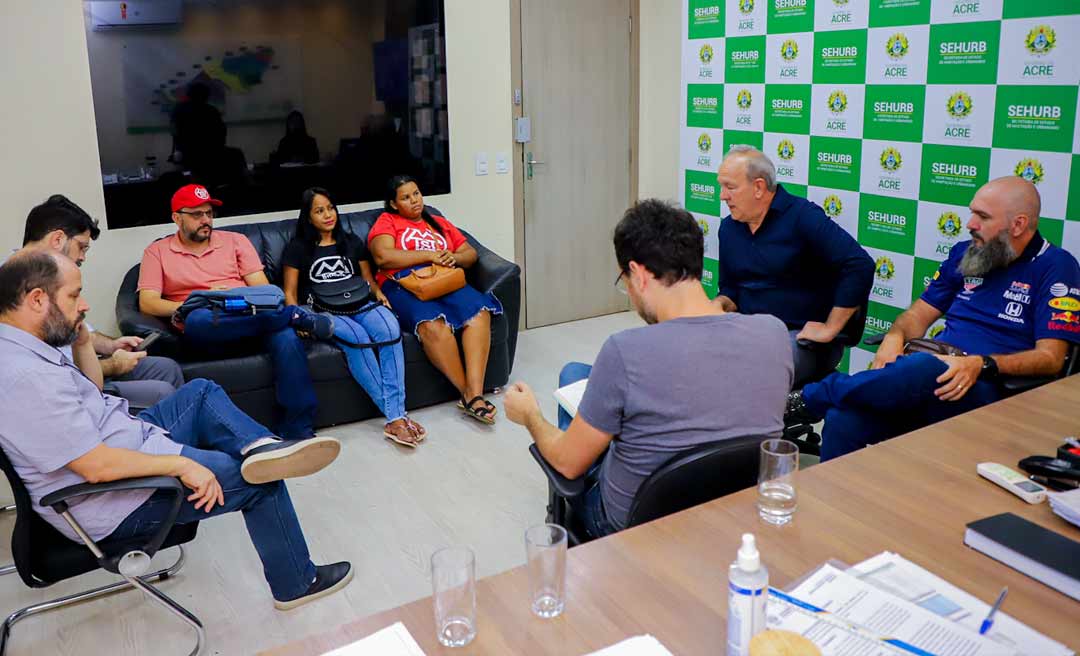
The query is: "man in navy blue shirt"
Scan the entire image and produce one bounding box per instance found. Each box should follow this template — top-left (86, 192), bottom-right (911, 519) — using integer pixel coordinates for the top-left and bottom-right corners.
top-left (715, 146), bottom-right (874, 386)
top-left (789, 177), bottom-right (1080, 460)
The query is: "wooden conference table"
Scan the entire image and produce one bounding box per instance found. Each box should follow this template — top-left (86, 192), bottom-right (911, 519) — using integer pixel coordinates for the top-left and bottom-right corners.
top-left (264, 376), bottom-right (1080, 655)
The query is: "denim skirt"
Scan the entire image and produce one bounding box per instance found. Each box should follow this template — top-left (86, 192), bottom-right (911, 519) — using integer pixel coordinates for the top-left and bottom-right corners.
top-left (382, 267), bottom-right (503, 337)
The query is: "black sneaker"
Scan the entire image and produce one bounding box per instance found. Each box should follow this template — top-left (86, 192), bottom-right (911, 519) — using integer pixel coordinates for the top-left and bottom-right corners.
top-left (291, 308), bottom-right (335, 340)
top-left (240, 436), bottom-right (341, 484)
top-left (273, 562), bottom-right (353, 610)
top-left (784, 391), bottom-right (822, 426)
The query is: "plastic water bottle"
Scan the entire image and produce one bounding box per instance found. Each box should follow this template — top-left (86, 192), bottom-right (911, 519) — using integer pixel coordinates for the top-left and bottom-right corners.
top-left (727, 533), bottom-right (768, 656)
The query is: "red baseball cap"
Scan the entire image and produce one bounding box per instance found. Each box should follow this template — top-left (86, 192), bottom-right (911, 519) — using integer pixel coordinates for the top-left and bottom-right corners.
top-left (171, 184), bottom-right (223, 212)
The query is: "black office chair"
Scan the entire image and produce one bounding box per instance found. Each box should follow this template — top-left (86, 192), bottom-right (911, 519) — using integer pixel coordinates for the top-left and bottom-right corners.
top-left (783, 301), bottom-right (869, 456)
top-left (529, 436), bottom-right (766, 546)
top-left (862, 333), bottom-right (1080, 395)
top-left (0, 447), bottom-right (204, 655)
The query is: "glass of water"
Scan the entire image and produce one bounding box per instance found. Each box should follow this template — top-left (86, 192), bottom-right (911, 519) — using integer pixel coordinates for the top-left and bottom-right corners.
top-left (431, 547), bottom-right (477, 647)
top-left (757, 439), bottom-right (799, 525)
top-left (525, 523), bottom-right (567, 618)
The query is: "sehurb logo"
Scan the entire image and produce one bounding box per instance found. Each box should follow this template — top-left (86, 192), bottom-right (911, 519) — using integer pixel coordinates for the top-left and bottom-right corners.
top-left (736, 89), bottom-right (753, 110)
top-left (827, 90), bottom-right (848, 115)
top-left (1026, 26), bottom-right (1056, 56)
top-left (938, 211), bottom-right (963, 238)
top-left (781, 39), bottom-right (799, 62)
top-left (1014, 158), bottom-right (1045, 185)
top-left (697, 133), bottom-right (713, 153)
top-left (739, 0), bottom-right (755, 14)
top-left (946, 92), bottom-right (973, 120)
top-left (699, 44), bottom-right (714, 65)
top-left (887, 33), bottom-right (909, 60)
top-left (880, 147), bottom-right (902, 173)
top-left (777, 139), bottom-right (796, 161)
top-left (823, 194), bottom-right (843, 219)
top-left (875, 256), bottom-right (895, 281)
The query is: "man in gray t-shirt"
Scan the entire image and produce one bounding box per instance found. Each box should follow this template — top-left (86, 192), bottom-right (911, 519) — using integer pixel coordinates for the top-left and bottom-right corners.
top-left (505, 200), bottom-right (793, 538)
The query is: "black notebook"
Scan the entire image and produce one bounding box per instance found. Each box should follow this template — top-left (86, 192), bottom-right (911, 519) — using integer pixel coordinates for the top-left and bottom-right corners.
top-left (964, 512), bottom-right (1080, 601)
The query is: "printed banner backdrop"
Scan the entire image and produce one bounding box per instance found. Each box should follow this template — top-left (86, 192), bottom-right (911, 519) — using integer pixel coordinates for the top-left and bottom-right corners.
top-left (680, 0), bottom-right (1080, 372)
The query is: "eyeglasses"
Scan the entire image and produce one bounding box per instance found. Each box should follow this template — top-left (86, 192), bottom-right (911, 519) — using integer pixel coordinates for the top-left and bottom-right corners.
top-left (178, 209), bottom-right (214, 219)
top-left (614, 271), bottom-right (628, 295)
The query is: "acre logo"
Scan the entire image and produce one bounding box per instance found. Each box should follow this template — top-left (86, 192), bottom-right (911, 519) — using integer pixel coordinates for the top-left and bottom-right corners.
top-left (781, 39), bottom-right (799, 62)
top-left (738, 0), bottom-right (754, 14)
top-left (822, 194), bottom-right (843, 219)
top-left (1026, 26), bottom-right (1056, 56)
top-left (938, 211), bottom-right (963, 238)
top-left (880, 147), bottom-right (902, 173)
top-left (697, 218), bottom-right (710, 236)
top-left (946, 91), bottom-right (973, 120)
top-left (736, 89), bottom-right (753, 110)
top-left (827, 90), bottom-right (848, 115)
top-left (886, 33), bottom-right (909, 60)
top-left (699, 44), bottom-right (715, 65)
top-left (697, 133), bottom-right (712, 154)
top-left (777, 139), bottom-right (796, 161)
top-left (1014, 158), bottom-right (1045, 185)
top-left (874, 256), bottom-right (895, 281)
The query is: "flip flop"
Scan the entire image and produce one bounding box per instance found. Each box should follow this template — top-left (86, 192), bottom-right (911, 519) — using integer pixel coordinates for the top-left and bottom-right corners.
top-left (460, 396), bottom-right (497, 425)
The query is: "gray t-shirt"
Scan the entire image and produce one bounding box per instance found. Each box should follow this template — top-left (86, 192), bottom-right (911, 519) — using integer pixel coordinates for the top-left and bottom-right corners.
top-left (578, 313), bottom-right (793, 530)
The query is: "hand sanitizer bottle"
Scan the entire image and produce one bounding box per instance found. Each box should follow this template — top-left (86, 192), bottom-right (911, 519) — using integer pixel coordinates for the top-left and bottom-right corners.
top-left (726, 533), bottom-right (768, 656)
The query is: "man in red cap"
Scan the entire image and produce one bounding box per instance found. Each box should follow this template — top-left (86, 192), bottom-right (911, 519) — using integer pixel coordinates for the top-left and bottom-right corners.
top-left (137, 184), bottom-right (332, 441)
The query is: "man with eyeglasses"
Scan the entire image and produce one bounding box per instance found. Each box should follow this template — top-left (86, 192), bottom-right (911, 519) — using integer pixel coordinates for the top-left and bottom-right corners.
top-left (137, 184), bottom-right (333, 442)
top-left (504, 200), bottom-right (793, 539)
top-left (12, 195), bottom-right (184, 410)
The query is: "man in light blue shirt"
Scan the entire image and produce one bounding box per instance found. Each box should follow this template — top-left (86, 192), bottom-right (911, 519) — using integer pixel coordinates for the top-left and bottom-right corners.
top-left (0, 251), bottom-right (352, 610)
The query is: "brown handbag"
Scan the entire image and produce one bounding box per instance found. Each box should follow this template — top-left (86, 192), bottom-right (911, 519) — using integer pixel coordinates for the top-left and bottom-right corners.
top-left (903, 338), bottom-right (966, 357)
top-left (395, 264), bottom-right (466, 301)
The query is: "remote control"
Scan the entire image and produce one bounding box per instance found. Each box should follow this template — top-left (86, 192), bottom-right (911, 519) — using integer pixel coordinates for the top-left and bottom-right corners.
top-left (977, 463), bottom-right (1047, 504)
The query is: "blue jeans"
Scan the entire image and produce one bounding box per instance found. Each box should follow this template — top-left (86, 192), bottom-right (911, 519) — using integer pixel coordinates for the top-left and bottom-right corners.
top-left (332, 303), bottom-right (406, 421)
top-left (557, 362), bottom-right (617, 539)
top-left (802, 353), bottom-right (1000, 461)
top-left (183, 306), bottom-right (318, 439)
top-left (111, 379), bottom-right (317, 601)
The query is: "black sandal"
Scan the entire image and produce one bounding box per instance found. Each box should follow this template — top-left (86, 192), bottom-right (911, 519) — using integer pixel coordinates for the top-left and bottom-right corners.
top-left (458, 396), bottom-right (497, 425)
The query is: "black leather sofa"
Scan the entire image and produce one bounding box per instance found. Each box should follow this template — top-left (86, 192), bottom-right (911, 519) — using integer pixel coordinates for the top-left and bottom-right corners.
top-left (115, 207), bottom-right (521, 430)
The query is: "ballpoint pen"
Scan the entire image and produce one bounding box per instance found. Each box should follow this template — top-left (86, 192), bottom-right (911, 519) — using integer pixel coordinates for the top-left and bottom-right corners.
top-left (979, 586), bottom-right (1008, 635)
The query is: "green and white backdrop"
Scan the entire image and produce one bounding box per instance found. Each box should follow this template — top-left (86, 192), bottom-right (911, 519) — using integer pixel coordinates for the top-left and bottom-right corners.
top-left (680, 0), bottom-right (1080, 372)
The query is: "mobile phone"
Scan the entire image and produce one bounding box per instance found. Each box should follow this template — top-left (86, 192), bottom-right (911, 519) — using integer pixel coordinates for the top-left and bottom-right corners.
top-left (134, 332), bottom-right (162, 353)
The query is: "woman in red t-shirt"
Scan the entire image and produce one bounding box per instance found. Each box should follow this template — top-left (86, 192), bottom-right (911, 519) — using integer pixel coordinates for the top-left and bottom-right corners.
top-left (369, 176), bottom-right (504, 424)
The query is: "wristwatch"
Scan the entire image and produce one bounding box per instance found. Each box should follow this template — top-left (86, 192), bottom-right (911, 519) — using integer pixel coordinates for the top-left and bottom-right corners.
top-left (980, 355), bottom-right (999, 380)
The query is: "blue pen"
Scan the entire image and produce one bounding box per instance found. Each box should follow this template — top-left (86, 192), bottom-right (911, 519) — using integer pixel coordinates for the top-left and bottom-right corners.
top-left (979, 587), bottom-right (1008, 635)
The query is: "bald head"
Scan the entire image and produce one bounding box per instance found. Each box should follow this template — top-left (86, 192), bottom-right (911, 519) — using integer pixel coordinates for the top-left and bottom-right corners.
top-left (717, 146), bottom-right (778, 226)
top-left (981, 176), bottom-right (1041, 232)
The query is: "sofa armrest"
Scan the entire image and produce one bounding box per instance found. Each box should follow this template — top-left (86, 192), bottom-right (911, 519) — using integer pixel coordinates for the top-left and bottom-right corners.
top-left (461, 229), bottom-right (522, 368)
top-left (116, 264), bottom-right (181, 356)
top-left (529, 444), bottom-right (586, 500)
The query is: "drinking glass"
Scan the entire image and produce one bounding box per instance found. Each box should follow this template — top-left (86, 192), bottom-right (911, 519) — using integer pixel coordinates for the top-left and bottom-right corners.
top-left (431, 547), bottom-right (477, 647)
top-left (757, 439), bottom-right (799, 525)
top-left (525, 523), bottom-right (567, 618)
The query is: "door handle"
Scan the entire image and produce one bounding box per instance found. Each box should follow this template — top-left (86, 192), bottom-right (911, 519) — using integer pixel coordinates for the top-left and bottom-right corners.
top-left (527, 152), bottom-right (545, 180)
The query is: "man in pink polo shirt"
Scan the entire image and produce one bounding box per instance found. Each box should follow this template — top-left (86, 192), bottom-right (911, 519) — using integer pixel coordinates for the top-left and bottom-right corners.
top-left (138, 184), bottom-right (332, 440)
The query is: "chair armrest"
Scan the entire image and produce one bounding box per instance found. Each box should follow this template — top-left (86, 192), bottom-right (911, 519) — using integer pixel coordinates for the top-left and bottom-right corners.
top-left (999, 375), bottom-right (1055, 394)
top-left (795, 338), bottom-right (832, 350)
top-left (529, 444), bottom-right (586, 500)
top-left (42, 476), bottom-right (186, 571)
top-left (863, 333), bottom-right (885, 346)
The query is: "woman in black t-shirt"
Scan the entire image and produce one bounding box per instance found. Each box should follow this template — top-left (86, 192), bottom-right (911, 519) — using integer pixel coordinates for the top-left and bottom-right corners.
top-left (282, 188), bottom-right (425, 447)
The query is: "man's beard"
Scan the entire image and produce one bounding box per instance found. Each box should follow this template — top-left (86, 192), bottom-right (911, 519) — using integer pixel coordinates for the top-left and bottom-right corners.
top-left (186, 225), bottom-right (212, 243)
top-left (42, 303), bottom-right (83, 348)
top-left (959, 230), bottom-right (1016, 277)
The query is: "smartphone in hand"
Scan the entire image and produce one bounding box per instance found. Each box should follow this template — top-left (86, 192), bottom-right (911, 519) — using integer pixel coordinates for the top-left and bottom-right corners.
top-left (133, 332), bottom-right (162, 353)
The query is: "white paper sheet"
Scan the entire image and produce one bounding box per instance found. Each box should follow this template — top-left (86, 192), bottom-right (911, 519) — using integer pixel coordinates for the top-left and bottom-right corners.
top-left (585, 635), bottom-right (674, 656)
top-left (789, 564), bottom-right (1015, 656)
top-left (320, 622), bottom-right (426, 656)
top-left (554, 378), bottom-right (589, 416)
top-left (850, 552), bottom-right (1072, 656)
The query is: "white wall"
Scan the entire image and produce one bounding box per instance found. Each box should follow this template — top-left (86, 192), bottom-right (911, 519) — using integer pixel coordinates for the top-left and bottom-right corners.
top-left (637, 0), bottom-right (681, 203)
top-left (0, 0), bottom-right (514, 334)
